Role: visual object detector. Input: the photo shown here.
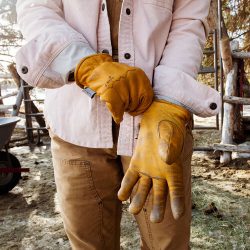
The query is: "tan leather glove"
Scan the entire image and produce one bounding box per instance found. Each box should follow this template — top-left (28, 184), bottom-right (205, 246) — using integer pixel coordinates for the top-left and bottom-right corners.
top-left (75, 54), bottom-right (154, 124)
top-left (118, 100), bottom-right (192, 223)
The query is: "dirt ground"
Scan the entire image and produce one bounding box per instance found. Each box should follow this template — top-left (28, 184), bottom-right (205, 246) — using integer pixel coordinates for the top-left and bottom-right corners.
top-left (0, 126), bottom-right (249, 250)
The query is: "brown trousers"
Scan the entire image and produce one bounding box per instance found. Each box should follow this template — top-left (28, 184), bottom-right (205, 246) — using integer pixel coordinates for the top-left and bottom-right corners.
top-left (50, 122), bottom-right (193, 250)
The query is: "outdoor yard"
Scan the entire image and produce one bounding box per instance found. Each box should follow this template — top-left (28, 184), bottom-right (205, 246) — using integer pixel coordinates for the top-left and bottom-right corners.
top-left (0, 0), bottom-right (250, 249)
top-left (0, 127), bottom-right (249, 250)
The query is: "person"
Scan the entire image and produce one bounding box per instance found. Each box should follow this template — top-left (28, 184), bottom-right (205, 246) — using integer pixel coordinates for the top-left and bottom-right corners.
top-left (15, 0), bottom-right (221, 249)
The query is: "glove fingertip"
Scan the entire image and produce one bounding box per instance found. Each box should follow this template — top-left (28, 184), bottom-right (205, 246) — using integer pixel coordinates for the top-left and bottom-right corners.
top-left (117, 188), bottom-right (129, 201)
top-left (171, 197), bottom-right (185, 220)
top-left (113, 116), bottom-right (122, 124)
top-left (128, 204), bottom-right (142, 215)
top-left (103, 100), bottom-right (124, 124)
top-left (172, 209), bottom-right (184, 220)
top-left (150, 211), bottom-right (164, 223)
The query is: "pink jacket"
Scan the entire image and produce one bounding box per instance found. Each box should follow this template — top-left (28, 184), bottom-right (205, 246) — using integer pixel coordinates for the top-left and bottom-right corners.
top-left (15, 0), bottom-right (221, 156)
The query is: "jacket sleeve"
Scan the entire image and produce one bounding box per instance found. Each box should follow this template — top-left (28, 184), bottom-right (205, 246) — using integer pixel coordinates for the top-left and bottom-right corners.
top-left (15, 0), bottom-right (95, 88)
top-left (153, 0), bottom-right (221, 117)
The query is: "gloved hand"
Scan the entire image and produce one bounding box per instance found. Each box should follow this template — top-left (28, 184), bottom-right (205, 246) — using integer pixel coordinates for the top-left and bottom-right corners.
top-left (118, 100), bottom-right (191, 223)
top-left (75, 54), bottom-right (154, 124)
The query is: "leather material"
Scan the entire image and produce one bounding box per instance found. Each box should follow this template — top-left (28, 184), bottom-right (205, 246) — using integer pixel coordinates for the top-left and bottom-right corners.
top-left (75, 54), bottom-right (154, 124)
top-left (118, 100), bottom-right (192, 222)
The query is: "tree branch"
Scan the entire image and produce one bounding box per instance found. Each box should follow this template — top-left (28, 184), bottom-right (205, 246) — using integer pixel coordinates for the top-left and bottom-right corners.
top-left (230, 30), bottom-right (250, 41)
top-left (0, 44), bottom-right (21, 47)
top-left (0, 59), bottom-right (13, 64)
top-left (0, 53), bottom-right (13, 57)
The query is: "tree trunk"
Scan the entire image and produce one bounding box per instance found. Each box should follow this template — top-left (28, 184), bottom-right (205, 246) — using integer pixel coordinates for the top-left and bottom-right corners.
top-left (220, 19), bottom-right (233, 76)
top-left (207, 0), bottom-right (218, 31)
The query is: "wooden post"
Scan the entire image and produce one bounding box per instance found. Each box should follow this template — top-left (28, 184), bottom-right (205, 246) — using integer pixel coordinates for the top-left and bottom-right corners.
top-left (22, 80), bottom-right (35, 143)
top-left (220, 41), bottom-right (239, 164)
top-left (7, 63), bottom-right (21, 88)
top-left (214, 143), bottom-right (250, 153)
top-left (232, 52), bottom-right (250, 59)
top-left (220, 63), bottom-right (238, 163)
top-left (223, 96), bottom-right (250, 105)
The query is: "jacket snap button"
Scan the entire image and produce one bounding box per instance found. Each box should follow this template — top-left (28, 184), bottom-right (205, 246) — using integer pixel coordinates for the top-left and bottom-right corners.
top-left (126, 8), bottom-right (131, 15)
top-left (102, 3), bottom-right (105, 11)
top-left (68, 70), bottom-right (75, 82)
top-left (102, 49), bottom-right (109, 54)
top-left (209, 103), bottom-right (217, 110)
top-left (21, 66), bottom-right (28, 74)
top-left (124, 53), bottom-right (131, 59)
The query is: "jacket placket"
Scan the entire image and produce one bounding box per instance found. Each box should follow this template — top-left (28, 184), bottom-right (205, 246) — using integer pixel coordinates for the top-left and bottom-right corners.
top-left (95, 0), bottom-right (136, 156)
top-left (117, 0), bottom-right (136, 156)
top-left (96, 0), bottom-right (113, 148)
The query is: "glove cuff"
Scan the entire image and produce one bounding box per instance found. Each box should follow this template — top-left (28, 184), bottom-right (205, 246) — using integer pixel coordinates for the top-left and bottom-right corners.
top-left (155, 99), bottom-right (192, 123)
top-left (75, 53), bottom-right (113, 88)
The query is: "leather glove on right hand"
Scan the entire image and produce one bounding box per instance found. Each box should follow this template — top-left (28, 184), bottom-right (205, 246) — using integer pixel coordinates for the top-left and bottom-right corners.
top-left (118, 100), bottom-right (192, 223)
top-left (75, 54), bottom-right (154, 124)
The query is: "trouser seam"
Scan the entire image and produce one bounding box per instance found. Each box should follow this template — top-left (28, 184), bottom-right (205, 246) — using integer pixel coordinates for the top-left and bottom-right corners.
top-left (98, 201), bottom-right (106, 249)
top-left (85, 161), bottom-right (106, 248)
top-left (143, 208), bottom-right (155, 250)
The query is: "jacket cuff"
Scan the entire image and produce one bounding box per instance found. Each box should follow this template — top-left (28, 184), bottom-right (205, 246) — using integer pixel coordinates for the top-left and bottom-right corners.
top-left (153, 66), bottom-right (221, 117)
top-left (50, 42), bottom-right (95, 85)
top-left (16, 37), bottom-right (95, 88)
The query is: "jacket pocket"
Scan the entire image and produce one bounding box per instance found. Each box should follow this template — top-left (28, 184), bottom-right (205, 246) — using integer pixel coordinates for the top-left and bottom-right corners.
top-left (142, 0), bottom-right (174, 11)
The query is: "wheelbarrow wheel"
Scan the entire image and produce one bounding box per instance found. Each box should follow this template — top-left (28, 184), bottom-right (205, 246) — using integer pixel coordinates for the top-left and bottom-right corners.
top-left (0, 151), bottom-right (21, 195)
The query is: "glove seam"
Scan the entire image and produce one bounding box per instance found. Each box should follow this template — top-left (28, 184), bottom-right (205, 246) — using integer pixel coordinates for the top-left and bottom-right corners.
top-left (139, 171), bottom-right (165, 181)
top-left (157, 119), bottom-right (185, 156)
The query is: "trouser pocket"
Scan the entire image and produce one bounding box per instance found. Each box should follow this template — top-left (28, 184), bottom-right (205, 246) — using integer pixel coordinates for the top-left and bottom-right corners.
top-left (50, 133), bottom-right (123, 250)
top-left (53, 158), bottom-right (106, 249)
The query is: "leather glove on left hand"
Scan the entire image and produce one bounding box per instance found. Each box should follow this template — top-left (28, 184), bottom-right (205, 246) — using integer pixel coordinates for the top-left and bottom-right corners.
top-left (118, 100), bottom-right (192, 223)
top-left (75, 54), bottom-right (154, 124)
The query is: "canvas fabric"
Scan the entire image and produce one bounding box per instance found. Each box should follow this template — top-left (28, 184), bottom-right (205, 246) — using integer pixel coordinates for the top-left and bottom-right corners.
top-left (15, 0), bottom-right (221, 156)
top-left (50, 118), bottom-right (193, 250)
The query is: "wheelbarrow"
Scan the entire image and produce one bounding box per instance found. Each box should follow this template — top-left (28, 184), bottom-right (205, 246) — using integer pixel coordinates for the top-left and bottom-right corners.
top-left (0, 117), bottom-right (29, 194)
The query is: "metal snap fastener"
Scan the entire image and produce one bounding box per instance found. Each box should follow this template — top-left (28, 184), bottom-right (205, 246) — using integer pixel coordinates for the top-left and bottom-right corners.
top-left (68, 70), bottom-right (75, 82)
top-left (21, 66), bottom-right (28, 74)
top-left (102, 3), bottom-right (105, 11)
top-left (209, 103), bottom-right (217, 110)
top-left (124, 53), bottom-right (131, 59)
top-left (126, 8), bottom-right (131, 15)
top-left (102, 49), bottom-right (109, 54)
